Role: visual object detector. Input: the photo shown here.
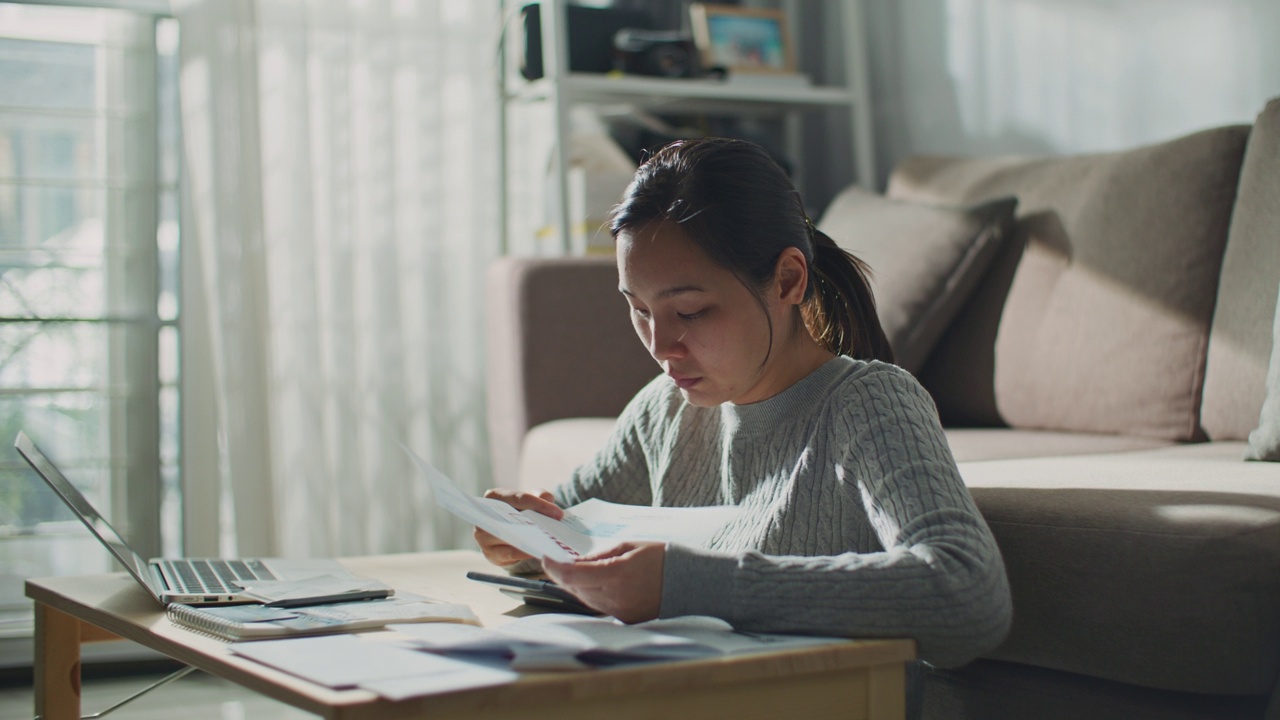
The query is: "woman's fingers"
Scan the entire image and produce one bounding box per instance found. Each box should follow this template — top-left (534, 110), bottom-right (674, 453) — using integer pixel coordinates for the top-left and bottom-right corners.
top-left (542, 541), bottom-right (666, 623)
top-left (482, 488), bottom-right (565, 520)
top-left (473, 489), bottom-right (564, 566)
top-left (474, 527), bottom-right (533, 567)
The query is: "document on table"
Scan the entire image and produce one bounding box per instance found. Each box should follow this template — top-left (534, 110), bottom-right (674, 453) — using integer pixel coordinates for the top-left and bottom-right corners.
top-left (169, 592), bottom-right (478, 641)
top-left (404, 445), bottom-right (742, 562)
top-left (229, 634), bottom-right (516, 699)
top-left (387, 614), bottom-right (847, 671)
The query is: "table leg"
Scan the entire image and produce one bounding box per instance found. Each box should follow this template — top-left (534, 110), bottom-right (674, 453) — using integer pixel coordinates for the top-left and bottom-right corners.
top-left (34, 603), bottom-right (82, 720)
top-left (866, 662), bottom-right (907, 720)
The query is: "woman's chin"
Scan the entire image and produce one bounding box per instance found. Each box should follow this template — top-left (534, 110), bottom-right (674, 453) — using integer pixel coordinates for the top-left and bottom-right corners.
top-left (678, 386), bottom-right (722, 408)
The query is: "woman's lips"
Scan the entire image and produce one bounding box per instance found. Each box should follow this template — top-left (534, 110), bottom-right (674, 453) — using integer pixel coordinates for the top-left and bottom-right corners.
top-left (669, 373), bottom-right (701, 390)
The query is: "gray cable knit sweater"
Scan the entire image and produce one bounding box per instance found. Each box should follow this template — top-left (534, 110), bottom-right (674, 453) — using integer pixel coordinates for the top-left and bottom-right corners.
top-left (552, 356), bottom-right (1011, 668)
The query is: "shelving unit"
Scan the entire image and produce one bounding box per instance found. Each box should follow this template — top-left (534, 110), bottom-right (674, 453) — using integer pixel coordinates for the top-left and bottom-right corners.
top-left (512, 73), bottom-right (859, 108)
top-left (498, 0), bottom-right (875, 255)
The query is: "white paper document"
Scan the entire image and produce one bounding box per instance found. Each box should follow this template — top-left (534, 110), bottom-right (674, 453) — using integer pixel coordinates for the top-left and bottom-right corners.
top-left (404, 445), bottom-right (742, 562)
top-left (228, 634), bottom-right (510, 690)
top-left (388, 614), bottom-right (846, 671)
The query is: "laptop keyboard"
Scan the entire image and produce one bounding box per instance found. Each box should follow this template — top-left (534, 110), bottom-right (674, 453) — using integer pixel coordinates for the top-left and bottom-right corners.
top-left (160, 559), bottom-right (278, 594)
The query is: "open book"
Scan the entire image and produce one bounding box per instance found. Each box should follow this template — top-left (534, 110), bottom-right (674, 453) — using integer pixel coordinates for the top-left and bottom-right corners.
top-left (404, 446), bottom-right (742, 562)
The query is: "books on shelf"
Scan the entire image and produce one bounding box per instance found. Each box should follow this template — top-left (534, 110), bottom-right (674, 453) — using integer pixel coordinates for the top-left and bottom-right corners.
top-left (168, 594), bottom-right (478, 641)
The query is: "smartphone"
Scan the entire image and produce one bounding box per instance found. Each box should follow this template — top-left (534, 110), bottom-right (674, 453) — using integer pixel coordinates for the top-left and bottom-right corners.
top-left (465, 571), bottom-right (599, 615)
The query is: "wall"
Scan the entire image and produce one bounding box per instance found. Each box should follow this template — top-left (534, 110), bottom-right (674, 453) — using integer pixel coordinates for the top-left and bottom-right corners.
top-left (862, 0), bottom-right (1280, 189)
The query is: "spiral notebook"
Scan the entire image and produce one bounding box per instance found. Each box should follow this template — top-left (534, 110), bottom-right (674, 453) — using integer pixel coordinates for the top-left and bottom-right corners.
top-left (167, 596), bottom-right (478, 641)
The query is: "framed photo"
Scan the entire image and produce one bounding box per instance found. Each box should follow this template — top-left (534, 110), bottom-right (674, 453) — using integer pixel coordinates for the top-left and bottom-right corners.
top-left (689, 3), bottom-right (796, 75)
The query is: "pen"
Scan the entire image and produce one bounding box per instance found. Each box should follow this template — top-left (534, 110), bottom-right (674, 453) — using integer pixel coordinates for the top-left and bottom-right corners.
top-left (263, 588), bottom-right (393, 608)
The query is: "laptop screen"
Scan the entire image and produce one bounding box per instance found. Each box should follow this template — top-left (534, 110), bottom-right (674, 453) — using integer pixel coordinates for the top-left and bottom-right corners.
top-left (14, 431), bottom-right (164, 600)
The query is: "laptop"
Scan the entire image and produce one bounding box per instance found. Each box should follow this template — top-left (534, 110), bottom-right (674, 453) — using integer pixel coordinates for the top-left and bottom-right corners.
top-left (14, 430), bottom-right (357, 606)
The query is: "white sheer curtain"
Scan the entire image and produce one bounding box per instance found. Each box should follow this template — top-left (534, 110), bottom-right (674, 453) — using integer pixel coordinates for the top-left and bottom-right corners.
top-left (176, 0), bottom-right (500, 558)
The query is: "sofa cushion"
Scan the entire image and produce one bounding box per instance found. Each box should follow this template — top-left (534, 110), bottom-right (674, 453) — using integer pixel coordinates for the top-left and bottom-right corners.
top-left (1247, 285), bottom-right (1280, 461)
top-left (886, 127), bottom-right (1250, 438)
top-left (924, 658), bottom-right (1270, 720)
top-left (991, 128), bottom-right (1249, 441)
top-left (513, 401), bottom-right (1158, 487)
top-left (959, 442), bottom-right (1280, 695)
top-left (1202, 98), bottom-right (1280, 441)
top-left (816, 188), bottom-right (1017, 374)
top-left (517, 417), bottom-right (617, 492)
top-left (944, 428), bottom-right (1172, 463)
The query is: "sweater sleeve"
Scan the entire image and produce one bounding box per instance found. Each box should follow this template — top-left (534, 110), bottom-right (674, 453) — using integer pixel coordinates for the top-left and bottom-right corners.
top-left (659, 366), bottom-right (1012, 668)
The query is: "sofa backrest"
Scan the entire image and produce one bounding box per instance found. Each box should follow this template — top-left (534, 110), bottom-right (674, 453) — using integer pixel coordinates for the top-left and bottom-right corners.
top-left (1201, 98), bottom-right (1280, 441)
top-left (887, 125), bottom-right (1251, 441)
top-left (486, 256), bottom-right (656, 487)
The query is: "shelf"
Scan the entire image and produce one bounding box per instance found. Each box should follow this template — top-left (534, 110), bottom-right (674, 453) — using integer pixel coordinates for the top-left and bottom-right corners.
top-left (509, 72), bottom-right (859, 114)
top-left (498, 0), bottom-right (875, 255)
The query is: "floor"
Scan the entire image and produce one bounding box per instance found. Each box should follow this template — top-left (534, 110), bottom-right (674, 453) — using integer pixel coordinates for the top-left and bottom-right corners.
top-left (0, 669), bottom-right (316, 720)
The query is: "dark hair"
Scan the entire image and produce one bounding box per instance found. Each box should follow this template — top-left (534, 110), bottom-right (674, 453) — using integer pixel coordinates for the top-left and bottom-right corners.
top-left (609, 137), bottom-right (894, 363)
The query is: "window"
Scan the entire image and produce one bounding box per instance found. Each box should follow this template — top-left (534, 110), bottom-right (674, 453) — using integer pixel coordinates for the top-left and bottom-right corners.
top-left (0, 2), bottom-right (180, 644)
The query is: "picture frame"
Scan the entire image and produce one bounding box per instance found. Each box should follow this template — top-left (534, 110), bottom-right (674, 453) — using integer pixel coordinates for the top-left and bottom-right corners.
top-left (689, 3), bottom-right (796, 75)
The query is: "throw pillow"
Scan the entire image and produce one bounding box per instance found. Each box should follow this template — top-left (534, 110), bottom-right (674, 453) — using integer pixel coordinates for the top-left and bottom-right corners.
top-left (817, 187), bottom-right (1017, 375)
top-left (990, 126), bottom-right (1249, 441)
top-left (1246, 283), bottom-right (1280, 461)
top-left (1201, 98), bottom-right (1280, 440)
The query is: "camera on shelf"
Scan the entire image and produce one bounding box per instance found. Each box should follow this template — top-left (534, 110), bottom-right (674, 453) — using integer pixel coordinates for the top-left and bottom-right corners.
top-left (612, 29), bottom-right (701, 79)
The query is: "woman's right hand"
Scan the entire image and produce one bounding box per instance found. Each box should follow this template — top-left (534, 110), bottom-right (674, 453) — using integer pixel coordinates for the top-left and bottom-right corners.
top-left (474, 489), bottom-right (564, 567)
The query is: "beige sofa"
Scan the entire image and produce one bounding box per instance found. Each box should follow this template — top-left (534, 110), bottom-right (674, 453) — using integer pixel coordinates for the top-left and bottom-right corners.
top-left (485, 97), bottom-right (1280, 720)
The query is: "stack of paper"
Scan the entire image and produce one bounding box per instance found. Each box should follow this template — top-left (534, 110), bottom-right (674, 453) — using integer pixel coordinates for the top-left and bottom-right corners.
top-left (169, 593), bottom-right (477, 641)
top-left (229, 634), bottom-right (517, 700)
top-left (227, 614), bottom-right (845, 699)
top-left (387, 614), bottom-right (845, 671)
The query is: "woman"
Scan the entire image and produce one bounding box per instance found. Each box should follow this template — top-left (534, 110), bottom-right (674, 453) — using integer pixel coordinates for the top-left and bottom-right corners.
top-left (477, 137), bottom-right (1011, 669)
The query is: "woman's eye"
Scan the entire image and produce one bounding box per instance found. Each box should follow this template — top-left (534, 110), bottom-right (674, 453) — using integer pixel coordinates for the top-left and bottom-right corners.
top-left (677, 309), bottom-right (707, 321)
top-left (630, 307), bottom-right (651, 320)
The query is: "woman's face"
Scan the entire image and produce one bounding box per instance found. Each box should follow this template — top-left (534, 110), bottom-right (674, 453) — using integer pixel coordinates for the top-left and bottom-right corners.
top-left (617, 220), bottom-right (787, 407)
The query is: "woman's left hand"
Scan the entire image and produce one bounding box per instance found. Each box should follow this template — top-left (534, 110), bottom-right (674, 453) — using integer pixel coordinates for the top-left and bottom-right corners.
top-left (542, 541), bottom-right (666, 624)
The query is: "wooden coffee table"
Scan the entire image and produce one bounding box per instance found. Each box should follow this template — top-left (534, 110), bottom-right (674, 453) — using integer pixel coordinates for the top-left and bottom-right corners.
top-left (28, 550), bottom-right (915, 720)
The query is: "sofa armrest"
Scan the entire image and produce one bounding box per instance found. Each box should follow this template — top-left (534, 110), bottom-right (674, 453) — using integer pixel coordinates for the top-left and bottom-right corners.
top-left (486, 256), bottom-right (657, 489)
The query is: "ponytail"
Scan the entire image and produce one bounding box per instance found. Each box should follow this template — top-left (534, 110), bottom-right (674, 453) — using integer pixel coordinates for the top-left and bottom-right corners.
top-left (803, 227), bottom-right (895, 363)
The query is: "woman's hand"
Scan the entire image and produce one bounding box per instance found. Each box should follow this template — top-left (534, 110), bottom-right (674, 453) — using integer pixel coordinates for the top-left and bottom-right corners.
top-left (542, 541), bottom-right (665, 623)
top-left (474, 489), bottom-right (564, 568)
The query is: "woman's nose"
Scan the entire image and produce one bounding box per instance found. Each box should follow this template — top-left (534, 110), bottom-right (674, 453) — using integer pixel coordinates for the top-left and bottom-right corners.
top-left (648, 322), bottom-right (687, 361)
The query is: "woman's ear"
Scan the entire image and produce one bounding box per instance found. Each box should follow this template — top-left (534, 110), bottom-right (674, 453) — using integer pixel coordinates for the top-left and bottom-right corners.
top-left (773, 247), bottom-right (810, 306)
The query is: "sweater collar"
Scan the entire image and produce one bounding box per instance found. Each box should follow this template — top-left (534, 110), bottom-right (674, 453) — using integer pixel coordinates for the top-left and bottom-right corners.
top-left (719, 355), bottom-right (853, 436)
